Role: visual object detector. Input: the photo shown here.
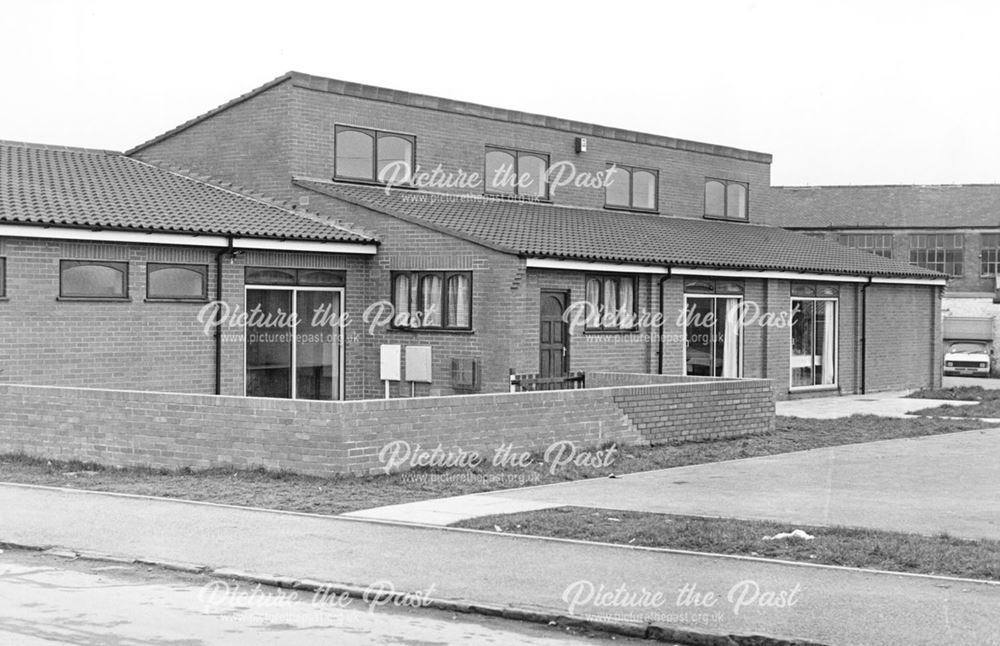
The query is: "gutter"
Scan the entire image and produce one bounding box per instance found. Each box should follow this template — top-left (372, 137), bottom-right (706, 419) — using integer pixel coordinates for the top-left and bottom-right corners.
top-left (657, 269), bottom-right (672, 374)
top-left (860, 277), bottom-right (873, 394)
top-left (214, 239), bottom-right (234, 395)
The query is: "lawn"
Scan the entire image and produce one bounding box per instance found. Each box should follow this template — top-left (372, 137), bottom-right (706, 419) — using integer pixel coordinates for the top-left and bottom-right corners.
top-left (907, 386), bottom-right (1000, 418)
top-left (454, 507), bottom-right (1000, 581)
top-left (0, 415), bottom-right (993, 515)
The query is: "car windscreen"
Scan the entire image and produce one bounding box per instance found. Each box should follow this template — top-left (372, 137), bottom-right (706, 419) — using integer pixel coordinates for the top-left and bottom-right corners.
top-left (948, 343), bottom-right (988, 354)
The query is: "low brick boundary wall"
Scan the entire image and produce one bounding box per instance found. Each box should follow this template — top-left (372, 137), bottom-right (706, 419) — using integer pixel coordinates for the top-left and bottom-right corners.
top-left (0, 375), bottom-right (774, 476)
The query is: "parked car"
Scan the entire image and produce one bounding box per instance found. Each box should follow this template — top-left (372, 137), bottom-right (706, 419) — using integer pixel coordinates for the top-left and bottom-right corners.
top-left (943, 341), bottom-right (991, 377)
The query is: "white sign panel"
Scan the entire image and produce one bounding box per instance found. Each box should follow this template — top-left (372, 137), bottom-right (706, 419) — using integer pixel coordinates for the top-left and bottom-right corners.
top-left (405, 345), bottom-right (433, 383)
top-left (380, 344), bottom-right (401, 381)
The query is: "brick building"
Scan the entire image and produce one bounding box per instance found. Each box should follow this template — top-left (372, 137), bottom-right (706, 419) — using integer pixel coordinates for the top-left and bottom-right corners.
top-left (0, 73), bottom-right (947, 401)
top-left (766, 184), bottom-right (1000, 355)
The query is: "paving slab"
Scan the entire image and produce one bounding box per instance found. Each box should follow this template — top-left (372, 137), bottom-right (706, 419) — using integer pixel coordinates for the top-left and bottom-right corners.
top-left (343, 494), bottom-right (561, 525)
top-left (1, 483), bottom-right (998, 646)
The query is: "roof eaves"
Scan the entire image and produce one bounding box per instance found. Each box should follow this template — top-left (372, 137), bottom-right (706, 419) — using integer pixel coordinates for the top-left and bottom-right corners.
top-left (131, 159), bottom-right (378, 243)
top-left (291, 179), bottom-right (520, 256)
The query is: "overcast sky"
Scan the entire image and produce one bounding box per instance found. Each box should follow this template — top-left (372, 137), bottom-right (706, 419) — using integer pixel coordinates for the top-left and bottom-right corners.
top-left (2, 0), bottom-right (997, 186)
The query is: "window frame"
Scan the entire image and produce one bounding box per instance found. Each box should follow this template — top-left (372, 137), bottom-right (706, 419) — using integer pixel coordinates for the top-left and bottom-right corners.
top-left (703, 178), bottom-right (749, 221)
top-left (583, 274), bottom-right (639, 332)
top-left (484, 146), bottom-right (551, 200)
top-left (789, 295), bottom-right (839, 391)
top-left (333, 125), bottom-right (416, 185)
top-left (681, 293), bottom-right (744, 378)
top-left (604, 164), bottom-right (659, 213)
top-left (981, 233), bottom-right (1000, 277)
top-left (58, 259), bottom-right (129, 301)
top-left (390, 270), bottom-right (473, 331)
top-left (909, 233), bottom-right (964, 277)
top-left (0, 257), bottom-right (5, 299)
top-left (245, 267), bottom-right (346, 288)
top-left (839, 233), bottom-right (893, 258)
top-left (145, 263), bottom-right (209, 302)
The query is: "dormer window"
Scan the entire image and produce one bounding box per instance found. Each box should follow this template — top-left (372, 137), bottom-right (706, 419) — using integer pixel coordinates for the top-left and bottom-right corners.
top-left (335, 126), bottom-right (415, 185)
top-left (485, 147), bottom-right (549, 199)
top-left (605, 164), bottom-right (658, 212)
top-left (704, 179), bottom-right (748, 220)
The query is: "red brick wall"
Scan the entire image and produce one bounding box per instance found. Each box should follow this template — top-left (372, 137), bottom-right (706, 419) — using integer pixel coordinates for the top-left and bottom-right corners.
top-left (0, 376), bottom-right (774, 476)
top-left (864, 284), bottom-right (942, 392)
top-left (132, 78), bottom-right (772, 221)
top-left (0, 236), bottom-right (372, 398)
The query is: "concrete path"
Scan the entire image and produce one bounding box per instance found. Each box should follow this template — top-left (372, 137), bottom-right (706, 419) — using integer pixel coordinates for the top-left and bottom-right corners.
top-left (354, 429), bottom-right (1000, 540)
top-left (1, 483), bottom-right (998, 646)
top-left (775, 391), bottom-right (979, 419)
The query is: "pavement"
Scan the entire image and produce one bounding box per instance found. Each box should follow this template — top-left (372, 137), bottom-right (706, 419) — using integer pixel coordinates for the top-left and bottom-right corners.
top-left (344, 428), bottom-right (1000, 539)
top-left (775, 391), bottom-right (980, 419)
top-left (943, 375), bottom-right (1000, 389)
top-left (2, 483), bottom-right (999, 646)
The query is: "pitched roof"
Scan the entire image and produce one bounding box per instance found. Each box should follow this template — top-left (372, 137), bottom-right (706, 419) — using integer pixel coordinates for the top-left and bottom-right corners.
top-left (293, 180), bottom-right (943, 279)
top-left (0, 140), bottom-right (376, 243)
top-left (128, 72), bottom-right (771, 164)
top-left (767, 184), bottom-right (1000, 229)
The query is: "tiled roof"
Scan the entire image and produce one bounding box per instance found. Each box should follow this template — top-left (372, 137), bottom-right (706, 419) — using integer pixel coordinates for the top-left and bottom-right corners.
top-left (767, 184), bottom-right (1000, 229)
top-left (294, 180), bottom-right (943, 279)
top-left (0, 140), bottom-right (376, 243)
top-left (128, 72), bottom-right (771, 164)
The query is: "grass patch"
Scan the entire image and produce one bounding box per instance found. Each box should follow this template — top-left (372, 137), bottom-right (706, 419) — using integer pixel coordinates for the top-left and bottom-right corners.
top-left (0, 415), bottom-right (994, 515)
top-left (907, 386), bottom-right (1000, 418)
top-left (454, 507), bottom-right (1000, 581)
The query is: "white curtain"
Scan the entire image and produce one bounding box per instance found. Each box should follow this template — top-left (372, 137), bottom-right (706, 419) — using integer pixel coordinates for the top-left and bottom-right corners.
top-left (820, 300), bottom-right (836, 385)
top-left (722, 298), bottom-right (741, 377)
top-left (618, 279), bottom-right (635, 329)
top-left (420, 275), bottom-right (442, 327)
top-left (447, 274), bottom-right (471, 328)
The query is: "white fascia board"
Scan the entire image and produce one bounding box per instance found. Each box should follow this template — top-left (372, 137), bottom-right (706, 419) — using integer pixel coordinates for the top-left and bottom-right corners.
top-left (524, 257), bottom-right (944, 286)
top-left (870, 276), bottom-right (947, 286)
top-left (0, 225), bottom-right (376, 255)
top-left (672, 267), bottom-right (868, 282)
top-left (525, 258), bottom-right (669, 275)
top-left (231, 237), bottom-right (377, 255)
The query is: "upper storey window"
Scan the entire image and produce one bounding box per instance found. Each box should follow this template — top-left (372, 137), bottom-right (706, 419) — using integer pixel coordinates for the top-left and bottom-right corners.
top-left (605, 165), bottom-right (658, 212)
top-left (335, 126), bottom-right (415, 185)
top-left (704, 179), bottom-right (748, 220)
top-left (485, 147), bottom-right (549, 199)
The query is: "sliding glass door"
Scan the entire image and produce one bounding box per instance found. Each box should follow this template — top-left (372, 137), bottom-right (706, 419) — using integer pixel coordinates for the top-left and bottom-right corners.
top-left (245, 287), bottom-right (343, 400)
top-left (684, 296), bottom-right (742, 378)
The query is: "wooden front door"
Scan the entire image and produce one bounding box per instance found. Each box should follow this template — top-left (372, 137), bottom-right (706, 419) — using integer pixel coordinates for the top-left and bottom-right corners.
top-left (539, 290), bottom-right (569, 379)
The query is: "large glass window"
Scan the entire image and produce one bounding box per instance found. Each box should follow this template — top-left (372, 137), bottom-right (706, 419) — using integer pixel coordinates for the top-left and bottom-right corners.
top-left (60, 260), bottom-right (128, 299)
top-left (704, 179), bottom-right (748, 220)
top-left (683, 279), bottom-right (743, 378)
top-left (909, 234), bottom-right (963, 276)
top-left (605, 164), bottom-right (658, 211)
top-left (334, 126), bottom-right (414, 184)
top-left (485, 147), bottom-right (549, 198)
top-left (839, 233), bottom-right (893, 258)
top-left (391, 271), bottom-right (472, 330)
top-left (790, 284), bottom-right (838, 388)
top-left (147, 263), bottom-right (208, 300)
top-left (584, 275), bottom-right (637, 331)
top-left (981, 234), bottom-right (1000, 276)
top-left (245, 287), bottom-right (342, 401)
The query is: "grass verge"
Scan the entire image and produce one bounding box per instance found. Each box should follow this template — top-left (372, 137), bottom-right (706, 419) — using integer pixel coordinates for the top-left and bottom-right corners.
top-left (907, 386), bottom-right (1000, 418)
top-left (454, 507), bottom-right (1000, 581)
top-left (0, 415), bottom-right (994, 515)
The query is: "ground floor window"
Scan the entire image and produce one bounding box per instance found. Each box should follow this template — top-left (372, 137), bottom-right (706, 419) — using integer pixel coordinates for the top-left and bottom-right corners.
top-left (684, 295), bottom-right (742, 377)
top-left (790, 297), bottom-right (837, 388)
top-left (245, 285), bottom-right (343, 400)
top-left (391, 271), bottom-right (471, 329)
